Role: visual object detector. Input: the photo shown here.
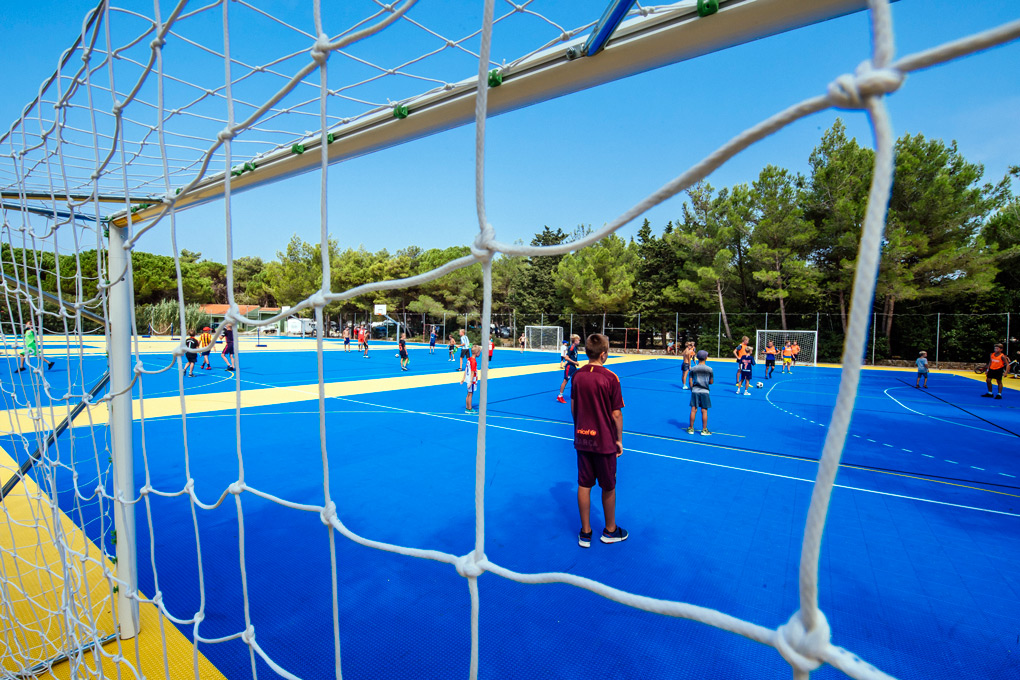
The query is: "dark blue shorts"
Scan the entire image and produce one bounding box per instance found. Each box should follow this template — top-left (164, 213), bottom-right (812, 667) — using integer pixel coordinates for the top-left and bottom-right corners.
top-left (690, 392), bottom-right (711, 409)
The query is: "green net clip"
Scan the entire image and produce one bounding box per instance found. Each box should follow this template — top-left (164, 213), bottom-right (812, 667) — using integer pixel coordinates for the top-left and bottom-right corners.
top-left (393, 104), bottom-right (409, 119)
top-left (176, 187), bottom-right (182, 195)
top-left (103, 226), bottom-right (109, 239)
top-left (697, 0), bottom-right (719, 17)
top-left (327, 132), bottom-right (335, 144)
top-left (488, 69), bottom-right (503, 87)
top-left (245, 161), bottom-right (257, 172)
top-left (292, 143), bottom-right (305, 154)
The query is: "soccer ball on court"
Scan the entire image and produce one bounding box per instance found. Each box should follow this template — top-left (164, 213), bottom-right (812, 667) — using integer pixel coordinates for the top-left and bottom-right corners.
top-left (755, 382), bottom-right (764, 389)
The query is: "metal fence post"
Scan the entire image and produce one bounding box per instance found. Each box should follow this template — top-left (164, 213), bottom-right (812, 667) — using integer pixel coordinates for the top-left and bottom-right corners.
top-left (935, 312), bottom-right (941, 367)
top-left (871, 312), bottom-right (877, 365)
top-left (541, 313), bottom-right (544, 327)
top-left (570, 313), bottom-right (573, 339)
top-left (637, 312), bottom-right (641, 350)
top-left (1006, 312), bottom-right (1011, 358)
top-left (765, 312), bottom-right (768, 332)
top-left (717, 312), bottom-right (721, 358)
top-left (602, 312), bottom-right (606, 336)
top-left (675, 312), bottom-right (678, 350)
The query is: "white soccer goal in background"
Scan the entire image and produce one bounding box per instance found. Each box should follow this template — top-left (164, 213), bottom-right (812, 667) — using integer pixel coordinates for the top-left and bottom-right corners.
top-left (0, 0), bottom-right (1018, 678)
top-left (524, 325), bottom-right (564, 351)
top-left (756, 329), bottom-right (818, 366)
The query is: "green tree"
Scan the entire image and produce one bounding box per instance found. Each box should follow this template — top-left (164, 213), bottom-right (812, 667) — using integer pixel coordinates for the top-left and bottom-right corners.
top-left (880, 133), bottom-right (1011, 337)
top-left (554, 234), bottom-right (636, 314)
top-left (666, 183), bottom-right (736, 339)
top-left (519, 226), bottom-right (569, 313)
top-left (748, 165), bottom-right (819, 329)
top-left (803, 119), bottom-right (874, 332)
top-left (632, 218), bottom-right (684, 315)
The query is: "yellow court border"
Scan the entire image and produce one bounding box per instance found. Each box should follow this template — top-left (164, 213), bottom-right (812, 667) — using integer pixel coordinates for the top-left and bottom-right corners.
top-left (0, 445), bottom-right (227, 680)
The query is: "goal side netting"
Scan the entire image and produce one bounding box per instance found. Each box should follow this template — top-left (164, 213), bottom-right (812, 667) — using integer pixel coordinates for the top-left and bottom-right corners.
top-left (755, 329), bottom-right (819, 366)
top-left (1, 0), bottom-right (1016, 679)
top-left (524, 325), bottom-right (563, 351)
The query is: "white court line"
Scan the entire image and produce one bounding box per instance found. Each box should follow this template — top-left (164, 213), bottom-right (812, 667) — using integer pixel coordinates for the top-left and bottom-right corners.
top-left (885, 387), bottom-right (1011, 438)
top-left (241, 383), bottom-right (1018, 519)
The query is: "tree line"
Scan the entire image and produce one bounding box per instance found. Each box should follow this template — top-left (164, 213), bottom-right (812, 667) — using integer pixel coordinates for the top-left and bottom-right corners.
top-left (3, 120), bottom-right (1017, 357)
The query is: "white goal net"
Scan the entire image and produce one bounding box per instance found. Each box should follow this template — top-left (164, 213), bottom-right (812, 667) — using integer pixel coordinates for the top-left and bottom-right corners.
top-left (524, 325), bottom-right (564, 351)
top-left (756, 329), bottom-right (819, 366)
top-left (0, 0), bottom-right (1017, 679)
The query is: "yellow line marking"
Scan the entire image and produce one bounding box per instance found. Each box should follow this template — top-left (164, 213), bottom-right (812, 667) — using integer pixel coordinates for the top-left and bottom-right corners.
top-left (0, 446), bottom-right (227, 679)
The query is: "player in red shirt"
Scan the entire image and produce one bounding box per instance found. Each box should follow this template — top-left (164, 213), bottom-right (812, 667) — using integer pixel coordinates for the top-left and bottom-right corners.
top-left (571, 333), bottom-right (627, 548)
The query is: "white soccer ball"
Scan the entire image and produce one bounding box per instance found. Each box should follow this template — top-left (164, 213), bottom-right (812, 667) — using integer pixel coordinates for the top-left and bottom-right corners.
top-left (755, 382), bottom-right (764, 389)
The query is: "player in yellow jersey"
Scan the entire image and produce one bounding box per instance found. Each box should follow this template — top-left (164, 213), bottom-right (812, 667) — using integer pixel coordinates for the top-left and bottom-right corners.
top-left (781, 342), bottom-right (794, 374)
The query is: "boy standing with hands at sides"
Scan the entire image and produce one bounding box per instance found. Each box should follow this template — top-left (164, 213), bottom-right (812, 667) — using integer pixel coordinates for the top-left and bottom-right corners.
top-left (915, 351), bottom-right (929, 388)
top-left (557, 334), bottom-right (582, 404)
top-left (199, 327), bottom-right (213, 370)
top-left (982, 343), bottom-right (1008, 399)
top-left (736, 347), bottom-right (754, 395)
top-left (764, 341), bottom-right (777, 379)
top-left (460, 345), bottom-right (481, 413)
top-left (791, 340), bottom-right (801, 368)
top-left (458, 328), bottom-right (471, 371)
top-left (681, 341), bottom-right (695, 390)
top-left (687, 350), bottom-right (713, 435)
top-left (571, 333), bottom-right (627, 548)
top-left (519, 332), bottom-right (526, 353)
top-left (429, 326), bottom-right (437, 355)
top-left (398, 333), bottom-right (409, 371)
top-left (447, 334), bottom-right (456, 361)
top-left (781, 341), bottom-right (794, 373)
top-left (342, 325), bottom-right (351, 352)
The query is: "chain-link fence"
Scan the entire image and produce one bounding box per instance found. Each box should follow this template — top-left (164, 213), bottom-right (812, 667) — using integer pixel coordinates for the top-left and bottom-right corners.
top-left (327, 309), bottom-right (1015, 367)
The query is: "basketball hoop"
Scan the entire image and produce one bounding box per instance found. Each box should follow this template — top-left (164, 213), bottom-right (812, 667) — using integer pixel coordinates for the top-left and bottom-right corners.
top-left (374, 304), bottom-right (387, 316)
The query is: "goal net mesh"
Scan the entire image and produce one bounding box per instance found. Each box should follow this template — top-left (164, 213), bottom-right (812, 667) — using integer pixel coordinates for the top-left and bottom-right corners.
top-left (0, 0), bottom-right (1017, 678)
top-left (756, 330), bottom-right (818, 366)
top-left (524, 325), bottom-right (563, 351)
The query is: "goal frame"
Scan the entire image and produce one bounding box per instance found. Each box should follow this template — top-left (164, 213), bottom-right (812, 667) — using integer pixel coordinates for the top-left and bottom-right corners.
top-left (755, 329), bottom-right (818, 366)
top-left (524, 325), bottom-right (563, 352)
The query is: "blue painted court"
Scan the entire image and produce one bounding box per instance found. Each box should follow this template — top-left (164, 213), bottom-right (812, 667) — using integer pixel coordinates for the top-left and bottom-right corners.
top-left (3, 343), bottom-right (1018, 679)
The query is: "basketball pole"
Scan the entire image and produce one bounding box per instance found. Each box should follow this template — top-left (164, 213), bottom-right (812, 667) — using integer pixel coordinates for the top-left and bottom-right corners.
top-left (935, 312), bottom-right (941, 367)
top-left (107, 223), bottom-right (139, 640)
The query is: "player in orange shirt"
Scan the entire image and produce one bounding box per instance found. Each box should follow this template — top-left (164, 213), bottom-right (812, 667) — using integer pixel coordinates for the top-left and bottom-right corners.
top-left (982, 343), bottom-right (1008, 399)
top-left (791, 341), bottom-right (801, 367)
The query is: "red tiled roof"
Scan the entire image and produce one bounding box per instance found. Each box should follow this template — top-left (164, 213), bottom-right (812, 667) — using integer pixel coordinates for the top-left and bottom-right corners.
top-left (200, 304), bottom-right (260, 315)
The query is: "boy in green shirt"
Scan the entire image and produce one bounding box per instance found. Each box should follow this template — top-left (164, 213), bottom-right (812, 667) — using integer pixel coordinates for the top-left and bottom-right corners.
top-left (17, 321), bottom-right (55, 372)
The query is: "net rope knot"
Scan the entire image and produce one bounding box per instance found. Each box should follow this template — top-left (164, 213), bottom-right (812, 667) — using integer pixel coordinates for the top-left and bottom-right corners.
top-left (470, 223), bottom-right (496, 260)
top-left (454, 551), bottom-right (485, 578)
top-left (320, 501), bottom-right (337, 527)
top-left (309, 291), bottom-right (327, 308)
top-left (150, 37), bottom-right (166, 49)
top-left (775, 609), bottom-right (830, 675)
top-left (311, 34), bottom-right (332, 65)
top-left (217, 128), bottom-right (235, 143)
top-left (241, 625), bottom-right (255, 645)
top-left (827, 61), bottom-right (904, 109)
top-left (227, 481), bottom-right (245, 495)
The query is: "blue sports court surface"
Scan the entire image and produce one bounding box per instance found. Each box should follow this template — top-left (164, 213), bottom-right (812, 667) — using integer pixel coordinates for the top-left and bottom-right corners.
top-left (3, 340), bottom-right (1018, 679)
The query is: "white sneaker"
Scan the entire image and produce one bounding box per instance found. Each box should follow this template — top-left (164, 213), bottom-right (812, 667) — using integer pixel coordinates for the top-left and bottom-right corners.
top-left (744, 390), bottom-right (751, 396)
top-left (735, 388), bottom-right (741, 394)
top-left (682, 385), bottom-right (689, 390)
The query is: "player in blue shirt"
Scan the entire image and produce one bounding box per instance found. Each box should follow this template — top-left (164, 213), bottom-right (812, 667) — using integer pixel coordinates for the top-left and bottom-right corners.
top-left (736, 349), bottom-right (754, 395)
top-left (429, 327), bottom-right (437, 354)
top-left (557, 334), bottom-right (582, 404)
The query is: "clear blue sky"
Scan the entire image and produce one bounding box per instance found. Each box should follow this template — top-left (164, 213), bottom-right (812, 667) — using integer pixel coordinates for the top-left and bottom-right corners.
top-left (1, 1), bottom-right (1017, 264)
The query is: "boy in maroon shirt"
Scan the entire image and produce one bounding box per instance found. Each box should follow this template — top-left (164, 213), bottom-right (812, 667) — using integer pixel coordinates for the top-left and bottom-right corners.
top-left (571, 333), bottom-right (627, 548)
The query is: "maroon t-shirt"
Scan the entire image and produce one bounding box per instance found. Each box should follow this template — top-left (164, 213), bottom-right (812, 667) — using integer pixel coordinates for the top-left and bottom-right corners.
top-left (571, 363), bottom-right (624, 454)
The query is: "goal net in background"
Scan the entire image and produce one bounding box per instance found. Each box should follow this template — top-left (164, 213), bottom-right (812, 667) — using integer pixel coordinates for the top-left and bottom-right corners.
top-left (756, 329), bottom-right (818, 366)
top-left (524, 325), bottom-right (563, 351)
top-left (0, 0), bottom-right (1017, 678)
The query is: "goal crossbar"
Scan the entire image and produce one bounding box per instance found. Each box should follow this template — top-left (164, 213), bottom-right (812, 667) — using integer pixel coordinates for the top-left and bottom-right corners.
top-left (109, 0), bottom-right (868, 228)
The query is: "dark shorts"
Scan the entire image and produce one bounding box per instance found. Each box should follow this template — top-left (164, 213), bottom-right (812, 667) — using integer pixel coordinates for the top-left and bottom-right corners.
top-left (739, 370), bottom-right (752, 382)
top-left (430, 340), bottom-right (436, 347)
top-left (793, 354), bottom-right (800, 361)
top-left (765, 359), bottom-right (776, 367)
top-left (202, 350), bottom-right (211, 356)
top-left (988, 368), bottom-right (1004, 380)
top-left (461, 348), bottom-right (470, 358)
top-left (186, 354), bottom-right (197, 364)
top-left (564, 364), bottom-right (578, 379)
top-left (681, 362), bottom-right (690, 371)
top-left (399, 350), bottom-right (408, 359)
top-left (344, 338), bottom-right (350, 345)
top-left (577, 449), bottom-right (617, 490)
top-left (223, 345), bottom-right (235, 355)
top-left (690, 392), bottom-right (711, 409)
